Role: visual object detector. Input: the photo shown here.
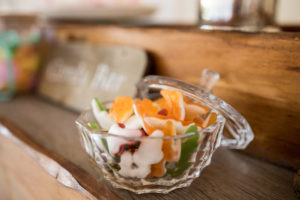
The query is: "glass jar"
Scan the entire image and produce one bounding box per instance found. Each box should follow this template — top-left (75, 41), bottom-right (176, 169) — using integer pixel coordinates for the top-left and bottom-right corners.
top-left (199, 0), bottom-right (277, 32)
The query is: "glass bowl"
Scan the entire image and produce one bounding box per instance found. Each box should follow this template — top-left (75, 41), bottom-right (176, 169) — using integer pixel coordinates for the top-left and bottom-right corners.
top-left (76, 70), bottom-right (254, 194)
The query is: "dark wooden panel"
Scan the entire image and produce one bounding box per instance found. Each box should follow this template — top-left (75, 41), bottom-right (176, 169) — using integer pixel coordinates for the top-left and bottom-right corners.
top-left (52, 25), bottom-right (300, 169)
top-left (0, 96), bottom-right (297, 199)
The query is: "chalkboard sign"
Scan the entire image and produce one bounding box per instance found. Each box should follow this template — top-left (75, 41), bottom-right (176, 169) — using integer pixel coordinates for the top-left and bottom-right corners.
top-left (38, 42), bottom-right (148, 111)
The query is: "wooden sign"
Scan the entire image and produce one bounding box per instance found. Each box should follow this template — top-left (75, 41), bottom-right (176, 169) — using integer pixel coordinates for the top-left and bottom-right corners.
top-left (38, 42), bottom-right (147, 111)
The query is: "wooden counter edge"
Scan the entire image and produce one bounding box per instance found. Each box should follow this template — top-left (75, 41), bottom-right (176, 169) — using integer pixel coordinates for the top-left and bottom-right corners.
top-left (0, 117), bottom-right (122, 200)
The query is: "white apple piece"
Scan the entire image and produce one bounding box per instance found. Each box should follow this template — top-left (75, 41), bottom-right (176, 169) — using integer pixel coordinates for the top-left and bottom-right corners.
top-left (91, 99), bottom-right (114, 131)
top-left (119, 130), bottom-right (164, 178)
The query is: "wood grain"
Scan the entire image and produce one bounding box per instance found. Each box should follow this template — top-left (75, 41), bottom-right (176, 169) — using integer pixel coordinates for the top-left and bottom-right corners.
top-left (0, 96), bottom-right (297, 200)
top-left (0, 113), bottom-right (121, 200)
top-left (52, 25), bottom-right (300, 169)
top-left (0, 130), bottom-right (95, 200)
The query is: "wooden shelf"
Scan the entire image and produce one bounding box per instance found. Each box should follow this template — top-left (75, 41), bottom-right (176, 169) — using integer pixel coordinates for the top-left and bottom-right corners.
top-left (50, 25), bottom-right (300, 170)
top-left (0, 96), bottom-right (297, 199)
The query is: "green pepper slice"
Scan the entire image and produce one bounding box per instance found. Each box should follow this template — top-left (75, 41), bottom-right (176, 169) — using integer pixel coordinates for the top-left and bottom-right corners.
top-left (88, 122), bottom-right (109, 153)
top-left (167, 125), bottom-right (200, 177)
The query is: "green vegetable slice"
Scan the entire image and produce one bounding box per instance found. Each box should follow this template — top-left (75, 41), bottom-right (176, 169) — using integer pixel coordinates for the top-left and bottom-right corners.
top-left (109, 163), bottom-right (120, 171)
top-left (94, 97), bottom-right (108, 112)
top-left (166, 125), bottom-right (200, 177)
top-left (88, 122), bottom-right (109, 153)
top-left (88, 122), bottom-right (120, 169)
top-left (88, 121), bottom-right (100, 130)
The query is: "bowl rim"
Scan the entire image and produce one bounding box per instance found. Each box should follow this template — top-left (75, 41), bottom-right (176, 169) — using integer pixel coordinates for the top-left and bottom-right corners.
top-left (76, 75), bottom-right (228, 140)
top-left (75, 108), bottom-right (225, 140)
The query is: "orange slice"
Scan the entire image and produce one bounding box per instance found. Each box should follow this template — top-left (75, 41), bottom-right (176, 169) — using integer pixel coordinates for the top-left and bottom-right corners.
top-left (161, 89), bottom-right (185, 121)
top-left (185, 103), bottom-right (209, 121)
top-left (162, 121), bottom-right (180, 162)
top-left (184, 96), bottom-right (209, 110)
top-left (183, 96), bottom-right (190, 103)
top-left (202, 112), bottom-right (218, 128)
top-left (181, 119), bottom-right (195, 126)
top-left (109, 96), bottom-right (134, 123)
top-left (148, 121), bottom-right (180, 178)
top-left (133, 98), bottom-right (159, 135)
top-left (148, 158), bottom-right (166, 178)
top-left (193, 117), bottom-right (204, 128)
top-left (162, 121), bottom-right (176, 161)
top-left (154, 97), bottom-right (168, 110)
top-left (183, 97), bottom-right (209, 121)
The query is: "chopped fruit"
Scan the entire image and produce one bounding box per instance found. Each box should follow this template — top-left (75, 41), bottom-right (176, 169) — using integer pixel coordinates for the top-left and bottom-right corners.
top-left (144, 117), bottom-right (181, 134)
top-left (132, 130), bottom-right (164, 166)
top-left (119, 151), bottom-right (150, 178)
top-left (107, 124), bottom-right (143, 155)
top-left (193, 117), bottom-right (204, 128)
top-left (158, 108), bottom-right (168, 116)
top-left (118, 123), bottom-right (125, 128)
top-left (183, 96), bottom-right (209, 121)
top-left (144, 117), bottom-right (194, 135)
top-left (91, 88), bottom-right (216, 179)
top-left (149, 159), bottom-right (166, 178)
top-left (181, 119), bottom-right (194, 126)
top-left (162, 121), bottom-right (180, 162)
top-left (154, 97), bottom-right (167, 109)
top-left (167, 125), bottom-right (199, 177)
top-left (124, 115), bottom-right (142, 129)
top-left (133, 99), bottom-right (159, 135)
top-left (141, 129), bottom-right (148, 136)
top-left (162, 121), bottom-right (176, 161)
top-left (117, 144), bottom-right (130, 156)
top-left (183, 96), bottom-right (190, 103)
top-left (92, 99), bottom-right (114, 130)
top-left (117, 141), bottom-right (141, 156)
top-left (109, 96), bottom-right (134, 123)
top-left (118, 130), bottom-right (164, 178)
top-left (161, 89), bottom-right (185, 121)
top-left (149, 122), bottom-right (181, 178)
top-left (134, 99), bottom-right (159, 116)
top-left (202, 112), bottom-right (218, 128)
top-left (184, 103), bottom-right (209, 121)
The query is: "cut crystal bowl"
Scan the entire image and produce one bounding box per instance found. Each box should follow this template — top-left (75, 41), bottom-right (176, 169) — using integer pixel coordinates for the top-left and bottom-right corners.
top-left (76, 70), bottom-right (254, 194)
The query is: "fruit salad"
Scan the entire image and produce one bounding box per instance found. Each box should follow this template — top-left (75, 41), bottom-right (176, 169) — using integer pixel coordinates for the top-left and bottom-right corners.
top-left (88, 89), bottom-right (217, 179)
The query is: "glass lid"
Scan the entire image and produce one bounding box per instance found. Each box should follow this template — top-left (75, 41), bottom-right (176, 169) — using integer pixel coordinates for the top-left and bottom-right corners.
top-left (136, 69), bottom-right (254, 149)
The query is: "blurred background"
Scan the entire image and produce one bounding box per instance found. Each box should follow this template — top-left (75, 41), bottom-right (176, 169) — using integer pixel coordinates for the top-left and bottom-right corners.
top-left (1, 0), bottom-right (300, 101)
top-left (1, 0), bottom-right (300, 107)
top-left (0, 1), bottom-right (300, 198)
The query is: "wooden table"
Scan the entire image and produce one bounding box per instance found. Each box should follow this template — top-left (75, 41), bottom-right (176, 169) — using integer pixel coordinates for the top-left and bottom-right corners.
top-left (0, 96), bottom-right (297, 199)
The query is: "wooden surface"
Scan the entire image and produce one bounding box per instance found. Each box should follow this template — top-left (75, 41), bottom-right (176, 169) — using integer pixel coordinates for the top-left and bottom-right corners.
top-left (0, 124), bottom-right (95, 200)
top-left (0, 112), bottom-right (121, 200)
top-left (0, 96), bottom-right (298, 200)
top-left (52, 25), bottom-right (300, 170)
